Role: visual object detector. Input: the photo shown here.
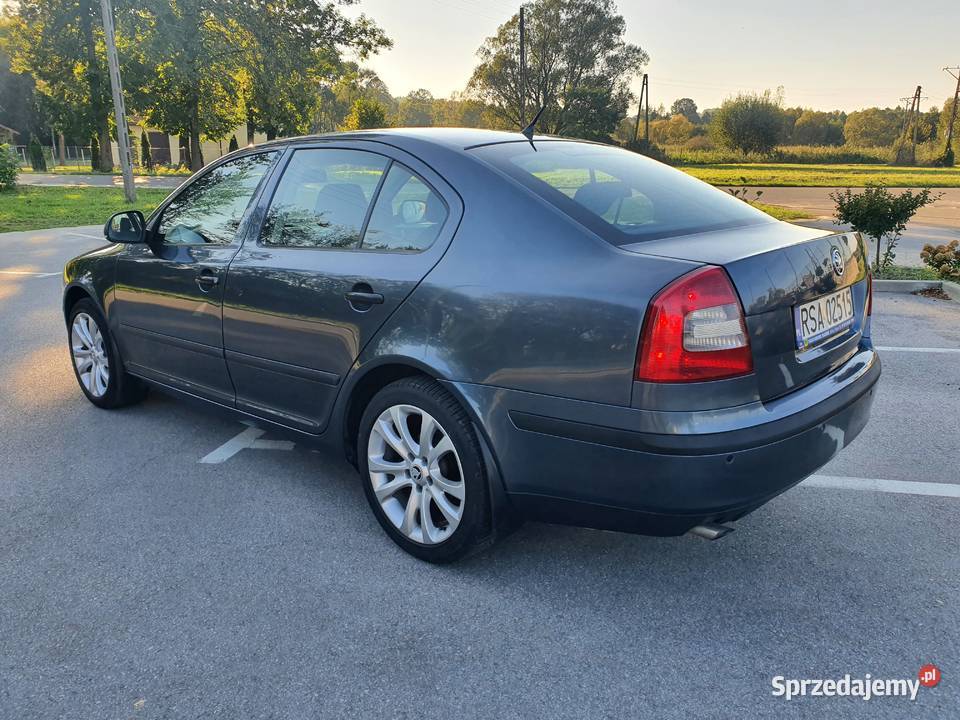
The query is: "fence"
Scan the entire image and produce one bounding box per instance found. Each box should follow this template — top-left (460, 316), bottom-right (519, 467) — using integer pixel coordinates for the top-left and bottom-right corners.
top-left (14, 145), bottom-right (92, 169)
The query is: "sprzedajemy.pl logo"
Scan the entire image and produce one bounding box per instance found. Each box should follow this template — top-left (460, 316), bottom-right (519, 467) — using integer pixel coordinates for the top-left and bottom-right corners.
top-left (771, 665), bottom-right (941, 701)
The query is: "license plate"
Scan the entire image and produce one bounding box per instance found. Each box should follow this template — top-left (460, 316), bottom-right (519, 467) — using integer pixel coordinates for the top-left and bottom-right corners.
top-left (794, 287), bottom-right (854, 349)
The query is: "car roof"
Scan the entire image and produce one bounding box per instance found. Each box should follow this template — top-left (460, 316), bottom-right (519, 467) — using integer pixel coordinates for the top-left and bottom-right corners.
top-left (259, 127), bottom-right (566, 153)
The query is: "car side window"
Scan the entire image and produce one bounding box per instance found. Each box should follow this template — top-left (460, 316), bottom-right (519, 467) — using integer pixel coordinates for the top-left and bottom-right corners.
top-left (361, 164), bottom-right (448, 253)
top-left (157, 152), bottom-right (277, 245)
top-left (260, 149), bottom-right (388, 249)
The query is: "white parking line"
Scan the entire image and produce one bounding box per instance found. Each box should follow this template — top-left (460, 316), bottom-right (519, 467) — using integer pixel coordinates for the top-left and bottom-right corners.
top-left (804, 474), bottom-right (960, 498)
top-left (875, 346), bottom-right (960, 354)
top-left (0, 270), bottom-right (60, 277)
top-left (199, 426), bottom-right (295, 464)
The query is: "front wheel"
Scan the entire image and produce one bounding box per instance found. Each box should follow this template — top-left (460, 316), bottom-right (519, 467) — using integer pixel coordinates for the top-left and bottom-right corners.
top-left (68, 298), bottom-right (146, 409)
top-left (358, 377), bottom-right (492, 563)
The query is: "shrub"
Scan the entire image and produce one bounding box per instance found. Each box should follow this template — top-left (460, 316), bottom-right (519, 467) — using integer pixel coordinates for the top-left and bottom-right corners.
top-left (28, 136), bottom-right (47, 171)
top-left (340, 98), bottom-right (389, 130)
top-left (228, 135), bottom-right (239, 152)
top-left (623, 138), bottom-right (667, 162)
top-left (831, 185), bottom-right (939, 271)
top-left (710, 90), bottom-right (784, 155)
top-left (0, 143), bottom-right (19, 190)
top-left (920, 239), bottom-right (960, 280)
top-left (140, 132), bottom-right (153, 170)
top-left (90, 134), bottom-right (100, 171)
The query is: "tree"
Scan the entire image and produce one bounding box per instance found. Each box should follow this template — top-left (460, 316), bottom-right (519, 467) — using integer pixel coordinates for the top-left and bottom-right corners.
top-left (140, 131), bottom-right (152, 170)
top-left (90, 132), bottom-right (100, 171)
top-left (468, 0), bottom-right (647, 141)
top-left (314, 65), bottom-right (394, 132)
top-left (395, 89), bottom-right (434, 127)
top-left (228, 135), bottom-right (239, 152)
top-left (340, 97), bottom-right (388, 130)
top-left (831, 185), bottom-right (938, 271)
top-left (10, 0), bottom-right (114, 170)
top-left (843, 108), bottom-right (901, 147)
top-left (649, 114), bottom-right (696, 145)
top-left (670, 97), bottom-right (699, 123)
top-left (790, 110), bottom-right (844, 146)
top-left (710, 90), bottom-right (784, 154)
top-left (236, 0), bottom-right (389, 141)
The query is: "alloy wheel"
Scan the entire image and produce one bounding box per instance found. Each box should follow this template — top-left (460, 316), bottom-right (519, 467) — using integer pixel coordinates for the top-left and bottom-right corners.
top-left (71, 312), bottom-right (109, 398)
top-left (366, 404), bottom-right (466, 545)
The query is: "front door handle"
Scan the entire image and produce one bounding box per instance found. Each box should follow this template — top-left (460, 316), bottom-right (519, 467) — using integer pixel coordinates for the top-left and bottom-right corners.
top-left (196, 270), bottom-right (220, 292)
top-left (344, 291), bottom-right (384, 306)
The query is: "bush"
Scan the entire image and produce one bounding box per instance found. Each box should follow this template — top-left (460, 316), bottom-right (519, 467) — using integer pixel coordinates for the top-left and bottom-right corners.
top-left (831, 185), bottom-right (939, 271)
top-left (29, 136), bottom-right (47, 171)
top-left (623, 138), bottom-right (667, 162)
top-left (228, 135), bottom-right (239, 152)
top-left (710, 90), bottom-right (784, 155)
top-left (920, 240), bottom-right (960, 281)
top-left (340, 98), bottom-right (389, 130)
top-left (661, 144), bottom-right (893, 166)
top-left (0, 143), bottom-right (19, 190)
top-left (140, 132), bottom-right (153, 170)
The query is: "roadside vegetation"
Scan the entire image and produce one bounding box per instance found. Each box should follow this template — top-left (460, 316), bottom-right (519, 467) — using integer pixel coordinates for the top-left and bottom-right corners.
top-left (0, 187), bottom-right (168, 232)
top-left (682, 164), bottom-right (960, 187)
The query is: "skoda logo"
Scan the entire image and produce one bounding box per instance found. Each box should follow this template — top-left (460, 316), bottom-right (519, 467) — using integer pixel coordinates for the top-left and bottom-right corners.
top-left (831, 248), bottom-right (844, 277)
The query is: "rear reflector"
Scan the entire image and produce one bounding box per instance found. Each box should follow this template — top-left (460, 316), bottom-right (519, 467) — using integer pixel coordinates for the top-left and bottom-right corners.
top-left (866, 270), bottom-right (873, 317)
top-left (636, 266), bottom-right (753, 383)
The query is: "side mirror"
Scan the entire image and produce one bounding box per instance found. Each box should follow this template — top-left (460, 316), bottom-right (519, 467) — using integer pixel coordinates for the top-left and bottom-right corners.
top-left (399, 199), bottom-right (426, 224)
top-left (104, 210), bottom-right (146, 243)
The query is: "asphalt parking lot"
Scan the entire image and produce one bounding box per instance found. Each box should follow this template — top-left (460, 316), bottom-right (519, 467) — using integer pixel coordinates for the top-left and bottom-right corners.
top-left (1, 226), bottom-right (958, 719)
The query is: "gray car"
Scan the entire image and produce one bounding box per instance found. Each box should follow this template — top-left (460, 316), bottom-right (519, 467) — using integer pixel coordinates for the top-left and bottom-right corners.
top-left (62, 128), bottom-right (880, 562)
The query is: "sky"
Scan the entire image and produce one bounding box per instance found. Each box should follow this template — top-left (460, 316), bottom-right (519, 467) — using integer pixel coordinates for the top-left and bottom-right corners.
top-left (343, 0), bottom-right (960, 113)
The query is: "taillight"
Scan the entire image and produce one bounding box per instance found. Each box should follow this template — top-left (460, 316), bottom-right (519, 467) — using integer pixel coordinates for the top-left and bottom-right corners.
top-left (636, 266), bottom-right (753, 383)
top-left (866, 270), bottom-right (873, 316)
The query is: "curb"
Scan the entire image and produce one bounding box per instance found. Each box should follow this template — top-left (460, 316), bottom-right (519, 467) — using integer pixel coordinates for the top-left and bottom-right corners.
top-left (873, 279), bottom-right (960, 301)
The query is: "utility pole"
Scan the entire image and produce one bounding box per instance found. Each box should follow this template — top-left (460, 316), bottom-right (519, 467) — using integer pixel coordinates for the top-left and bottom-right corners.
top-left (943, 66), bottom-right (960, 160)
top-left (99, 0), bottom-right (135, 202)
top-left (633, 74), bottom-right (649, 144)
top-left (910, 86), bottom-right (925, 163)
top-left (519, 6), bottom-right (526, 127)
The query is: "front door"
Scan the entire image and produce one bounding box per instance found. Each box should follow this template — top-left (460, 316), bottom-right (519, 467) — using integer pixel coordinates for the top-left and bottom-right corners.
top-left (222, 144), bottom-right (459, 432)
top-left (114, 151), bottom-right (278, 404)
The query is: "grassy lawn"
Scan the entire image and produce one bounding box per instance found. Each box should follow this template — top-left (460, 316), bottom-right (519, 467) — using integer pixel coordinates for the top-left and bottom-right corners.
top-left (680, 163), bottom-right (960, 188)
top-left (0, 186), bottom-right (170, 233)
top-left (753, 202), bottom-right (812, 221)
top-left (21, 166), bottom-right (191, 177)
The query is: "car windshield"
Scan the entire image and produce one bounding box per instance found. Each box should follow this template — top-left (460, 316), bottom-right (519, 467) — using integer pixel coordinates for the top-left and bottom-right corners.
top-left (471, 141), bottom-right (773, 244)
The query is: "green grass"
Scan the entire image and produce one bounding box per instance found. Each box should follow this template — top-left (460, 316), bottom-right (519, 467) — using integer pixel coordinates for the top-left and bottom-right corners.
top-left (680, 163), bottom-right (960, 188)
top-left (874, 265), bottom-right (939, 280)
top-left (753, 202), bottom-right (812, 221)
top-left (0, 186), bottom-right (170, 233)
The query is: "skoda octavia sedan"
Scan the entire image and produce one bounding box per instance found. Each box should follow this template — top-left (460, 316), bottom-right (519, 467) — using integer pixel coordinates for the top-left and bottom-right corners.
top-left (62, 128), bottom-right (879, 562)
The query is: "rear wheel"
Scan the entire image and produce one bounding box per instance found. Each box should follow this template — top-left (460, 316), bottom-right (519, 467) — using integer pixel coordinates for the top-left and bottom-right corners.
top-left (68, 298), bottom-right (146, 409)
top-left (358, 377), bottom-right (492, 563)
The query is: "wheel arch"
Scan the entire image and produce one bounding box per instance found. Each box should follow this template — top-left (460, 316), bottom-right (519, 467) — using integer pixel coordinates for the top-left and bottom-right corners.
top-left (337, 356), bottom-right (516, 539)
top-left (62, 283), bottom-right (97, 326)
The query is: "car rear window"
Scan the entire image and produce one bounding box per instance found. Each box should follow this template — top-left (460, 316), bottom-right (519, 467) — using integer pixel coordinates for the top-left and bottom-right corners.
top-left (470, 141), bottom-right (773, 244)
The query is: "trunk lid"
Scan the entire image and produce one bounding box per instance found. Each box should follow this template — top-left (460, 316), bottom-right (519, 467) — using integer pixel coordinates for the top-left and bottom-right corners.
top-left (623, 222), bottom-right (870, 401)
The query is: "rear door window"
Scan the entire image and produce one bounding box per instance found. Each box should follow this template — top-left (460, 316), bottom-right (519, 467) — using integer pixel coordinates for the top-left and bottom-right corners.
top-left (261, 149), bottom-right (388, 249)
top-left (361, 164), bottom-right (448, 253)
top-left (471, 141), bottom-right (772, 244)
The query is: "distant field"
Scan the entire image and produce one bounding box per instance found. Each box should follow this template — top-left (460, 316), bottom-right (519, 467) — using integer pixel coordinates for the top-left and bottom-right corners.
top-left (680, 163), bottom-right (960, 188)
top-left (0, 187), bottom-right (169, 232)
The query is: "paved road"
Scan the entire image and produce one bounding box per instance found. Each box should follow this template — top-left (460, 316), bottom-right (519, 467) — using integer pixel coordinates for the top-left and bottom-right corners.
top-left (1, 228), bottom-right (958, 719)
top-left (796, 219), bottom-right (958, 268)
top-left (17, 172), bottom-right (185, 189)
top-left (722, 187), bottom-right (960, 228)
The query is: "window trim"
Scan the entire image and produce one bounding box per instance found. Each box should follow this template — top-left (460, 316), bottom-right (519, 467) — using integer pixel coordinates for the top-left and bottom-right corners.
top-left (254, 146), bottom-right (450, 254)
top-left (146, 149), bottom-right (280, 248)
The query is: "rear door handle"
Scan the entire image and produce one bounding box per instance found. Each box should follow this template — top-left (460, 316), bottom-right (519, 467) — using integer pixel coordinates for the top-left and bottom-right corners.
top-left (196, 270), bottom-right (220, 291)
top-left (344, 291), bottom-right (384, 305)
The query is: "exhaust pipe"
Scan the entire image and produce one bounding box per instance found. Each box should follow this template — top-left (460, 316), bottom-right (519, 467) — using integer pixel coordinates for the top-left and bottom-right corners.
top-left (688, 523), bottom-right (734, 541)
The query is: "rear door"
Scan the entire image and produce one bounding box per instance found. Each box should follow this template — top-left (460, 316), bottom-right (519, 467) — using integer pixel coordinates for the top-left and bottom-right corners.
top-left (113, 151), bottom-right (278, 403)
top-left (222, 142), bottom-right (462, 432)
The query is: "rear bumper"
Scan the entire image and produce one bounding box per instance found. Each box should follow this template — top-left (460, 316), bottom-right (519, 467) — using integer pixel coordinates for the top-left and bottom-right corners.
top-left (446, 346), bottom-right (880, 536)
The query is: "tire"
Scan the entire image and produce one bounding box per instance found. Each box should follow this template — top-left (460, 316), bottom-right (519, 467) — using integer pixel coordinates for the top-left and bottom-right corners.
top-left (67, 298), bottom-right (147, 409)
top-left (358, 376), bottom-right (492, 563)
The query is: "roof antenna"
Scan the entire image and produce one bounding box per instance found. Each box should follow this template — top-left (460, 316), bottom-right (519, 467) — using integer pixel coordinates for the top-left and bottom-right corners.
top-left (521, 105), bottom-right (545, 149)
